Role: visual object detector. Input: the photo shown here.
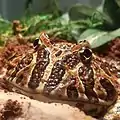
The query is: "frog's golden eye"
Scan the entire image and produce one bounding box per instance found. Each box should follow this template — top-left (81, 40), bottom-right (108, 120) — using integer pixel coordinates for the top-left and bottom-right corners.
top-left (79, 47), bottom-right (92, 64)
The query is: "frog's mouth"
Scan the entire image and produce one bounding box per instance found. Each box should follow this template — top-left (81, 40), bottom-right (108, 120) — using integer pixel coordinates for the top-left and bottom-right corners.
top-left (6, 78), bottom-right (77, 106)
top-left (7, 78), bottom-right (111, 119)
top-left (6, 77), bottom-right (117, 108)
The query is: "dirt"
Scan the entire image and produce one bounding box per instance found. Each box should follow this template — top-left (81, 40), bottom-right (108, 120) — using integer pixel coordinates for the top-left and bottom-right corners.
top-left (0, 99), bottom-right (23, 120)
top-left (94, 38), bottom-right (120, 61)
top-left (1, 41), bottom-right (32, 70)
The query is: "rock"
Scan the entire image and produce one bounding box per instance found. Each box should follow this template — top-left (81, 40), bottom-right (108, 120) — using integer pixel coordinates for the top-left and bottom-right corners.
top-left (0, 90), bottom-right (96, 120)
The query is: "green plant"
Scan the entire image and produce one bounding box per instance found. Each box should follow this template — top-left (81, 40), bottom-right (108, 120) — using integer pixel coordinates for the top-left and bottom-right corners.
top-left (1, 0), bottom-right (120, 48)
top-left (68, 0), bottom-right (120, 48)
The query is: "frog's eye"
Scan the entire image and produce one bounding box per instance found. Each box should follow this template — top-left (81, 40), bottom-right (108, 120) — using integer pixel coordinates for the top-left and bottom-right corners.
top-left (33, 38), bottom-right (39, 48)
top-left (79, 47), bottom-right (92, 64)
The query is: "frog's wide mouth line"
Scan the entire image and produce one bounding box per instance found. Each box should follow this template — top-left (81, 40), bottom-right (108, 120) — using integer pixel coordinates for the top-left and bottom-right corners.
top-left (7, 79), bottom-right (78, 105)
top-left (6, 78), bottom-right (117, 107)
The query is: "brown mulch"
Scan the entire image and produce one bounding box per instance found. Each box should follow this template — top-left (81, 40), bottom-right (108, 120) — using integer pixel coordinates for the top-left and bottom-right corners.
top-left (0, 99), bottom-right (23, 120)
top-left (95, 38), bottom-right (120, 61)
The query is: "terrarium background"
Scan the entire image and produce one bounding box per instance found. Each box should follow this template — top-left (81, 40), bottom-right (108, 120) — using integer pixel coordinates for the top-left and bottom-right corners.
top-left (0, 0), bottom-right (102, 20)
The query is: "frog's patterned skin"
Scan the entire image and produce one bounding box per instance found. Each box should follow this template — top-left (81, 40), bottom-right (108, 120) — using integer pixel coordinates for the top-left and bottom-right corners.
top-left (6, 32), bottom-right (119, 108)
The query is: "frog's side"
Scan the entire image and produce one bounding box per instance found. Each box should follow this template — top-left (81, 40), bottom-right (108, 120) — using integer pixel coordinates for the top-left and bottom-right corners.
top-left (5, 32), bottom-right (119, 108)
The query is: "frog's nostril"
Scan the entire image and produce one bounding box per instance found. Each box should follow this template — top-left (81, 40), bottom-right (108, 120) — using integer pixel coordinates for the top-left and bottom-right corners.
top-left (83, 40), bottom-right (87, 42)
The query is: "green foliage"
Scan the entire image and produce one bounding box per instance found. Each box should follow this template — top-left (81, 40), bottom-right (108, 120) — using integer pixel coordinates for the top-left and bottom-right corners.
top-left (21, 13), bottom-right (98, 42)
top-left (0, 16), bottom-right (12, 45)
top-left (69, 4), bottom-right (113, 30)
top-left (103, 0), bottom-right (120, 29)
top-left (22, 0), bottom-right (120, 48)
top-left (21, 4), bottom-right (106, 42)
top-left (0, 16), bottom-right (11, 35)
top-left (68, 0), bottom-right (120, 48)
top-left (78, 29), bottom-right (120, 48)
top-left (22, 14), bottom-right (54, 35)
top-left (116, 0), bottom-right (120, 7)
top-left (1, 0), bottom-right (120, 48)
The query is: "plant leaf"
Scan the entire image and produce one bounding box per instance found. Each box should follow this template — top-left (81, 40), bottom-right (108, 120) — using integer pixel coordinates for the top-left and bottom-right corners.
top-left (116, 0), bottom-right (120, 7)
top-left (59, 13), bottom-right (70, 25)
top-left (69, 4), bottom-right (113, 30)
top-left (78, 28), bottom-right (120, 48)
top-left (22, 14), bottom-right (54, 35)
top-left (69, 4), bottom-right (100, 20)
top-left (0, 16), bottom-right (12, 36)
top-left (103, 0), bottom-right (120, 29)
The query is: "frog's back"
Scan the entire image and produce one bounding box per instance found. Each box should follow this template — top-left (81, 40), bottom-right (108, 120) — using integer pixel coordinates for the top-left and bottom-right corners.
top-left (6, 33), bottom-right (118, 108)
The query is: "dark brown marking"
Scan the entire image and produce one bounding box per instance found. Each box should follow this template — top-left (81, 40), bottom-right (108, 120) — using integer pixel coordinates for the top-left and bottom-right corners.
top-left (78, 65), bottom-right (98, 102)
top-left (67, 76), bottom-right (78, 99)
top-left (100, 77), bottom-right (117, 101)
top-left (15, 53), bottom-right (33, 73)
top-left (55, 50), bottom-right (62, 57)
top-left (16, 75), bottom-right (23, 84)
top-left (8, 53), bottom-right (33, 83)
top-left (28, 47), bottom-right (50, 89)
top-left (33, 38), bottom-right (39, 50)
top-left (95, 84), bottom-right (107, 100)
top-left (62, 52), bottom-right (80, 69)
top-left (44, 60), bottom-right (65, 94)
top-left (67, 86), bottom-right (78, 99)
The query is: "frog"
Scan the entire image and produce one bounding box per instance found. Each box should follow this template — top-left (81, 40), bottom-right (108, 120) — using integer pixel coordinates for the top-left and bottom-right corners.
top-left (5, 32), bottom-right (119, 118)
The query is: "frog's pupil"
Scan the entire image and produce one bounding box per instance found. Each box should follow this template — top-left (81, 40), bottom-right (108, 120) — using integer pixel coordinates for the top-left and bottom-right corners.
top-left (33, 38), bottom-right (39, 47)
top-left (79, 47), bottom-right (92, 64)
top-left (83, 48), bottom-right (92, 58)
